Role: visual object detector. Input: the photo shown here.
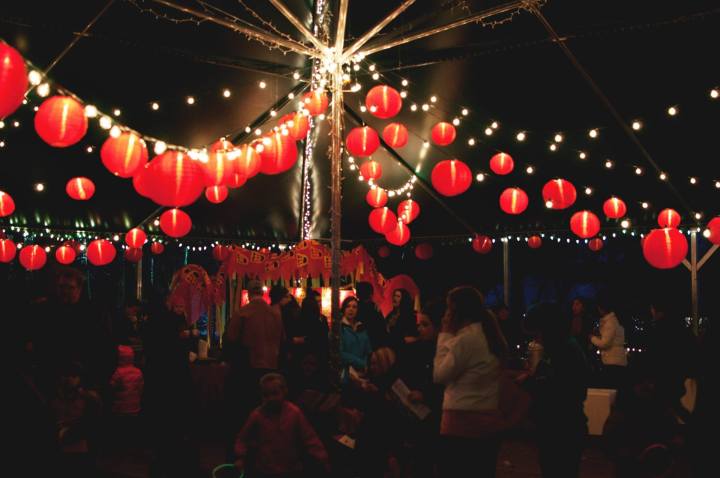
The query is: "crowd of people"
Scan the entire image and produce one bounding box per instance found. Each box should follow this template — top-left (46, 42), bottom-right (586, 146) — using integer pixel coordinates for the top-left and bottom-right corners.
top-left (8, 266), bottom-right (713, 478)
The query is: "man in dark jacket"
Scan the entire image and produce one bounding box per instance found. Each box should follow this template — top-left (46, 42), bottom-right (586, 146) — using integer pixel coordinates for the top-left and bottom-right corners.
top-left (356, 282), bottom-right (389, 350)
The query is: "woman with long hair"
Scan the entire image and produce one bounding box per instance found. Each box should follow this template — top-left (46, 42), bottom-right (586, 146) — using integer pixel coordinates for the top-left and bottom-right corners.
top-left (385, 288), bottom-right (418, 351)
top-left (298, 290), bottom-right (329, 364)
top-left (340, 296), bottom-right (372, 381)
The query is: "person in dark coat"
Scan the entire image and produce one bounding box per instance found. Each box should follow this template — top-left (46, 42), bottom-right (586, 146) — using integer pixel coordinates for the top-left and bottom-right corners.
top-left (356, 282), bottom-right (390, 350)
top-left (385, 288), bottom-right (418, 354)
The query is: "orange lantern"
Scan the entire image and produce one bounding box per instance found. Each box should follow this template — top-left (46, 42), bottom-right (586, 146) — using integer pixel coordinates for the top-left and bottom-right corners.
top-left (125, 228), bottom-right (147, 248)
top-left (235, 144), bottom-right (262, 178)
top-left (378, 245), bottom-right (390, 258)
top-left (147, 151), bottom-right (204, 207)
top-left (302, 90), bottom-right (329, 116)
top-left (570, 211), bottom-right (601, 239)
top-left (205, 185), bottom-right (229, 204)
top-left (359, 160), bottom-right (382, 180)
top-left (643, 228), bottom-right (688, 269)
top-left (705, 217), bottom-right (720, 245)
top-left (431, 159), bottom-right (472, 197)
top-left (125, 247), bottom-right (143, 263)
top-left (382, 123), bottom-right (408, 148)
top-left (528, 235), bottom-right (542, 249)
top-left (489, 152), bottom-right (514, 176)
top-left (658, 208), bottom-right (681, 228)
top-left (472, 235), bottom-right (493, 254)
top-left (150, 242), bottom-right (165, 255)
top-left (369, 207), bottom-right (397, 234)
top-left (386, 221), bottom-right (411, 246)
top-left (213, 244), bottom-right (230, 261)
top-left (65, 177), bottom-right (95, 201)
top-left (365, 85), bottom-right (402, 119)
top-left (415, 243), bottom-right (433, 260)
top-left (100, 132), bottom-right (148, 178)
top-left (279, 112), bottom-right (310, 140)
top-left (588, 238), bottom-right (604, 252)
top-left (0, 42), bottom-right (28, 119)
top-left (55, 245), bottom-right (76, 265)
top-left (0, 190), bottom-right (15, 217)
top-left (259, 132), bottom-right (298, 175)
top-left (34, 96), bottom-right (88, 147)
top-left (19, 245), bottom-right (46, 271)
top-left (0, 238), bottom-right (17, 263)
top-left (86, 239), bottom-right (116, 266)
top-left (603, 197), bottom-right (627, 219)
top-left (542, 179), bottom-right (576, 210)
top-left (366, 187), bottom-right (388, 208)
top-left (346, 126), bottom-right (380, 157)
top-left (160, 208), bottom-right (192, 238)
top-left (499, 187), bottom-right (529, 215)
top-left (398, 199), bottom-right (420, 224)
top-left (431, 122), bottom-right (456, 146)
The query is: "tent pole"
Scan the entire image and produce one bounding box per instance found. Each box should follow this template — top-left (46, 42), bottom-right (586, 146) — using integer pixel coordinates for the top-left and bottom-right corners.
top-left (135, 257), bottom-right (143, 302)
top-left (690, 231), bottom-right (699, 335)
top-left (503, 239), bottom-right (510, 307)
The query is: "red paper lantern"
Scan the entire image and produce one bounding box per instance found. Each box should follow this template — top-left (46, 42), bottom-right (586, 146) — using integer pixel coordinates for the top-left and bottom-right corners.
top-left (213, 244), bottom-right (230, 261)
top-left (472, 235), bottom-right (493, 254)
top-left (279, 112), bottom-right (310, 140)
top-left (366, 187), bottom-right (388, 208)
top-left (226, 173), bottom-right (247, 189)
top-left (365, 85), bottom-right (402, 119)
top-left (34, 96), bottom-right (88, 147)
top-left (528, 235), bottom-right (542, 249)
top-left (499, 187), bottom-right (529, 215)
top-left (643, 228), bottom-right (688, 269)
top-left (205, 185), bottom-right (229, 204)
top-left (658, 208), bottom-right (681, 228)
top-left (386, 221), bottom-right (411, 246)
top-left (203, 148), bottom-right (235, 187)
top-left (489, 152), bottom-right (514, 176)
top-left (415, 243), bottom-right (433, 260)
top-left (150, 242), bottom-right (165, 255)
top-left (431, 159), bottom-right (472, 197)
top-left (55, 245), bottom-right (76, 265)
top-left (100, 132), bottom-right (148, 178)
top-left (0, 42), bottom-right (27, 119)
top-left (19, 245), bottom-right (46, 271)
top-left (359, 160), bottom-right (382, 180)
top-left (377, 245), bottom-right (390, 258)
top-left (125, 228), bottom-right (147, 248)
top-left (160, 208), bottom-right (192, 238)
top-left (705, 217), bottom-right (720, 245)
top-left (259, 132), bottom-right (298, 175)
top-left (542, 179), bottom-right (576, 210)
top-left (0, 190), bottom-right (15, 217)
top-left (570, 211), bottom-right (601, 239)
top-left (346, 126), bottom-right (380, 157)
top-left (86, 239), bottom-right (116, 266)
top-left (398, 199), bottom-right (420, 224)
top-left (148, 151), bottom-right (204, 207)
top-left (382, 123), bottom-right (408, 148)
top-left (603, 197), bottom-right (627, 219)
top-left (132, 163), bottom-right (154, 198)
top-left (65, 177), bottom-right (95, 201)
top-left (125, 247), bottom-right (143, 263)
top-left (0, 238), bottom-right (17, 263)
top-left (209, 137), bottom-right (234, 153)
top-left (235, 144), bottom-right (262, 179)
top-left (369, 207), bottom-right (397, 234)
top-left (588, 238), bottom-right (604, 252)
top-left (302, 90), bottom-right (328, 116)
top-left (431, 122), bottom-right (456, 146)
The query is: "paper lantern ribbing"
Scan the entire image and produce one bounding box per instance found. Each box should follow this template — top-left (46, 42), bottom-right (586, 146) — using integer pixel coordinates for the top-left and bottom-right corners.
top-left (34, 96), bottom-right (88, 147)
top-left (542, 179), bottom-right (576, 210)
top-left (346, 126), bottom-right (380, 157)
top-left (150, 242), bottom-right (165, 255)
top-left (148, 151), bottom-right (204, 207)
top-left (588, 238), bottom-right (604, 252)
top-left (132, 164), bottom-right (153, 198)
top-left (259, 132), bottom-right (298, 175)
top-left (378, 245), bottom-right (390, 258)
top-left (366, 187), bottom-right (388, 208)
top-left (19, 245), bottom-right (46, 271)
top-left (0, 190), bottom-right (15, 217)
top-left (205, 185), bottom-right (229, 204)
top-left (279, 112), bottom-right (310, 140)
top-left (235, 144), bottom-right (262, 178)
top-left (303, 90), bottom-right (329, 116)
top-left (489, 153), bottom-right (514, 176)
top-left (658, 208), bottom-right (681, 228)
top-left (705, 217), bottom-right (720, 245)
top-left (0, 42), bottom-right (27, 119)
top-left (359, 160), bottom-right (382, 181)
top-left (398, 199), bottom-right (420, 224)
top-left (203, 147), bottom-right (235, 187)
top-left (570, 211), bottom-right (601, 239)
top-left (415, 243), bottom-right (433, 260)
top-left (643, 228), bottom-right (688, 269)
top-left (472, 235), bottom-right (493, 254)
top-left (66, 177), bottom-right (95, 201)
top-left (226, 173), bottom-right (247, 189)
top-left (382, 123), bottom-right (408, 148)
top-left (55, 245), bottom-right (76, 265)
top-left (0, 238), bottom-right (17, 263)
top-left (431, 159), bottom-right (472, 197)
top-left (125, 228), bottom-right (147, 249)
top-left (125, 248), bottom-right (143, 263)
top-left (213, 245), bottom-right (230, 262)
top-left (368, 207), bottom-right (397, 234)
top-left (86, 239), bottom-right (116, 266)
top-left (100, 132), bottom-right (149, 178)
top-left (386, 221), bottom-right (411, 246)
top-left (603, 197), bottom-right (627, 219)
top-left (160, 208), bottom-right (192, 238)
top-left (499, 187), bottom-right (529, 215)
top-left (365, 85), bottom-right (402, 119)
top-left (431, 122), bottom-right (456, 146)
top-left (528, 235), bottom-right (542, 249)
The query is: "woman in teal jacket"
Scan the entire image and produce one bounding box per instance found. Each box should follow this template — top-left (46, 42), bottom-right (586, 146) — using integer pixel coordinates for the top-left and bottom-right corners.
top-left (340, 296), bottom-right (372, 375)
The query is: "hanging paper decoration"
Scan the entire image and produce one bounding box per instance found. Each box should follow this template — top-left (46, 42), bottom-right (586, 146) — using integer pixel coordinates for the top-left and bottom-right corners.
top-left (19, 245), bottom-right (46, 271)
top-left (431, 159), bottom-right (472, 197)
top-left (643, 228), bottom-right (688, 269)
top-left (205, 185), bottom-right (229, 204)
top-left (570, 210), bottom-right (601, 239)
top-left (0, 42), bottom-right (28, 119)
top-left (431, 122), bottom-right (456, 146)
top-left (0, 190), bottom-right (15, 217)
top-left (603, 197), bottom-right (627, 219)
top-left (499, 187), bottom-right (529, 215)
top-left (657, 208), bottom-right (681, 228)
top-left (705, 217), bottom-right (720, 245)
top-left (366, 187), bottom-right (388, 208)
top-left (386, 221), bottom-right (411, 246)
top-left (148, 151), bottom-right (204, 207)
top-left (209, 137), bottom-right (234, 153)
top-left (541, 179), bottom-right (576, 210)
top-left (259, 132), bottom-right (298, 175)
top-left (279, 112), bottom-right (310, 140)
top-left (203, 145), bottom-right (235, 186)
top-left (235, 144), bottom-right (262, 178)
top-left (365, 85), bottom-right (402, 119)
top-left (65, 177), bottom-right (95, 201)
top-left (472, 234), bottom-right (493, 254)
top-left (528, 235), bottom-right (542, 249)
top-left (398, 199), bottom-right (420, 224)
top-left (489, 152), bottom-right (514, 176)
top-left (213, 244), bottom-right (230, 261)
top-left (100, 132), bottom-right (149, 178)
top-left (588, 238), bottom-right (604, 252)
top-left (125, 228), bottom-right (147, 248)
top-left (150, 242), bottom-right (165, 255)
top-left (346, 126), bottom-right (380, 157)
top-left (226, 172), bottom-right (247, 189)
top-left (303, 90), bottom-right (329, 116)
top-left (34, 96), bottom-right (88, 147)
top-left (369, 207), bottom-right (397, 234)
top-left (160, 208), bottom-right (192, 238)
top-left (86, 239), bottom-right (116, 266)
top-left (415, 243), bottom-right (433, 260)
top-left (125, 247), bottom-right (143, 263)
top-left (382, 122), bottom-right (408, 148)
top-left (132, 163), bottom-right (154, 198)
top-left (0, 238), bottom-right (17, 263)
top-left (55, 245), bottom-right (76, 265)
top-left (359, 160), bottom-right (382, 180)
top-left (378, 245), bottom-right (391, 258)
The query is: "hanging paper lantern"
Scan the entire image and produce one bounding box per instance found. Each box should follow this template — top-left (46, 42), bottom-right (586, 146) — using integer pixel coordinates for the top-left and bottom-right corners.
top-left (431, 122), bottom-right (456, 146)
top-left (378, 245), bottom-right (390, 258)
top-left (203, 147), bottom-right (235, 186)
top-left (150, 242), bottom-right (165, 255)
top-left (125, 228), bottom-right (147, 248)
top-left (398, 199), bottom-right (420, 224)
top-left (235, 144), bottom-right (262, 178)
top-left (160, 208), bottom-right (192, 238)
top-left (302, 90), bottom-right (329, 116)
top-left (431, 159), bottom-right (472, 197)
top-left (588, 238), bottom-right (604, 252)
top-left (125, 247), bottom-right (143, 263)
top-left (386, 221), bottom-right (411, 246)
top-left (570, 210), bottom-right (601, 239)
top-left (359, 160), bottom-right (382, 180)
top-left (213, 244), bottom-right (230, 261)
top-left (205, 185), bottom-right (229, 204)
top-left (657, 208), bottom-right (681, 228)
top-left (0, 42), bottom-right (28, 119)
top-left (132, 163), bottom-right (154, 198)
top-left (65, 177), bottom-right (95, 201)
top-left (279, 112), bottom-right (310, 140)
top-left (0, 190), bottom-right (15, 217)
top-left (86, 239), bottom-right (116, 266)
top-left (541, 179), bottom-right (576, 210)
top-left (366, 187), bottom-right (388, 208)
top-left (19, 245), bottom-right (46, 271)
top-left (209, 137), bottom-right (233, 153)
top-left (528, 235), bottom-right (542, 249)
top-left (55, 245), bottom-right (76, 265)
top-left (382, 123), bottom-right (408, 148)
top-left (415, 243), bottom-right (433, 260)
top-left (704, 217), bottom-right (720, 245)
top-left (499, 187), bottom-right (529, 215)
top-left (603, 197), bottom-right (627, 219)
top-left (368, 207), bottom-right (397, 234)
top-left (346, 126), bottom-right (380, 157)
top-left (34, 96), bottom-right (88, 147)
top-left (147, 151), bottom-right (204, 207)
top-left (226, 173), bottom-right (247, 189)
top-left (643, 228), bottom-right (688, 269)
top-left (259, 132), bottom-right (298, 175)
top-left (0, 238), bottom-right (17, 263)
top-left (489, 152), bottom-right (514, 176)
top-left (472, 235), bottom-right (493, 254)
top-left (365, 85), bottom-right (402, 119)
top-left (100, 132), bottom-right (149, 178)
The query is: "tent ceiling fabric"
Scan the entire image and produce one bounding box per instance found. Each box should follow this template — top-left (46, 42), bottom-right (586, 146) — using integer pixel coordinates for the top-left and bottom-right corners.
top-left (1, 0), bottom-right (718, 243)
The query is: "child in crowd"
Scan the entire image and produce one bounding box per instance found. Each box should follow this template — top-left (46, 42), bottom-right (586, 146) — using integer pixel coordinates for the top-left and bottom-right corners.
top-left (110, 345), bottom-right (144, 416)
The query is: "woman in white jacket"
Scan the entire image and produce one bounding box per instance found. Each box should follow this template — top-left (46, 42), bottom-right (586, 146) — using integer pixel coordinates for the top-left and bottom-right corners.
top-left (590, 296), bottom-right (627, 389)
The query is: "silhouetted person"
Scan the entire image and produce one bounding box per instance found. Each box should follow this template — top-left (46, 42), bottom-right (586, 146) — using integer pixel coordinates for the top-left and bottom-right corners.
top-left (356, 281), bottom-right (389, 350)
top-left (386, 288), bottom-right (418, 353)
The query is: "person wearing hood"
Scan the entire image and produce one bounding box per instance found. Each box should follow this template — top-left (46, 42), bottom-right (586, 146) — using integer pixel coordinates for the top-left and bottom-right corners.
top-left (110, 345), bottom-right (144, 416)
top-left (590, 294), bottom-right (627, 390)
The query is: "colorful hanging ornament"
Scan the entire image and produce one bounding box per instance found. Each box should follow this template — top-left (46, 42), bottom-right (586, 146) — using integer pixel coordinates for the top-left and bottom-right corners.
top-left (588, 238), bottom-right (604, 252)
top-left (226, 173), bottom-right (247, 189)
top-left (302, 90), bottom-right (329, 116)
top-left (489, 152), bottom-right (514, 176)
top-left (431, 122), bottom-right (456, 146)
top-left (125, 228), bottom-right (147, 249)
top-left (55, 245), bottom-right (76, 265)
top-left (203, 144), bottom-right (235, 186)
top-left (415, 243), bottom-right (433, 260)
top-left (541, 179), bottom-right (576, 210)
top-left (431, 159), bottom-right (472, 197)
top-left (279, 112), bottom-right (310, 140)
top-left (205, 185), bottom-right (229, 204)
top-left (125, 247), bottom-right (143, 263)
top-left (19, 245), bottom-right (46, 270)
top-left (528, 235), bottom-right (542, 249)
top-left (235, 144), bottom-right (262, 178)
top-left (643, 228), bottom-right (688, 269)
top-left (366, 187), bottom-right (388, 208)
top-left (0, 238), bottom-right (17, 263)
top-left (34, 96), bottom-right (88, 147)
top-left (382, 122), bottom-right (408, 148)
top-left (86, 239), bottom-right (116, 266)
top-left (657, 208), bottom-right (681, 228)
top-left (259, 132), bottom-right (298, 175)
top-left (100, 132), bottom-right (148, 178)
top-left (0, 42), bottom-right (28, 119)
top-left (369, 207), bottom-right (397, 234)
top-left (499, 187), bottom-right (529, 215)
top-left (570, 211), bottom-right (601, 239)
top-left (472, 234), bottom-right (493, 254)
top-left (346, 126), bottom-right (380, 157)
top-left (147, 151), bottom-right (204, 207)
top-left (132, 163), bottom-right (154, 198)
top-left (209, 137), bottom-right (234, 153)
top-left (160, 208), bottom-right (192, 238)
top-left (150, 242), bottom-right (165, 255)
top-left (65, 177), bottom-right (95, 201)
top-left (704, 217), bottom-right (720, 245)
top-left (359, 160), bottom-right (382, 180)
top-left (386, 221), bottom-right (411, 246)
top-left (0, 190), bottom-right (15, 217)
top-left (398, 199), bottom-right (420, 224)
top-left (603, 197), bottom-right (627, 219)
top-left (365, 85), bottom-right (402, 119)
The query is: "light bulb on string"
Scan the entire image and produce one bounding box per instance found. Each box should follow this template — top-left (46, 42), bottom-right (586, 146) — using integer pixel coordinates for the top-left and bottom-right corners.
top-left (526, 166), bottom-right (534, 174)
top-left (621, 219), bottom-right (630, 229)
top-left (28, 70), bottom-right (42, 85)
top-left (710, 88), bottom-right (719, 99)
top-left (154, 141), bottom-right (167, 155)
top-left (667, 106), bottom-right (678, 116)
top-left (151, 102), bottom-right (159, 111)
top-left (99, 116), bottom-right (112, 130)
top-left (549, 143), bottom-right (557, 151)
top-left (36, 83), bottom-right (50, 97)
top-left (113, 108), bottom-right (121, 117)
top-left (35, 183), bottom-right (45, 192)
top-left (371, 73), bottom-right (379, 80)
top-left (635, 167), bottom-right (643, 175)
top-left (452, 118), bottom-right (460, 126)
top-left (223, 89), bottom-right (231, 98)
top-left (689, 177), bottom-right (697, 185)
top-left (659, 172), bottom-right (668, 181)
top-left (293, 72), bottom-right (300, 80)
top-left (430, 96), bottom-right (437, 103)
top-left (605, 159), bottom-right (614, 169)
top-left (467, 138), bottom-right (476, 146)
top-left (554, 133), bottom-right (563, 143)
top-left (476, 173), bottom-right (485, 182)
top-left (259, 81), bottom-right (267, 89)
top-left (109, 126), bottom-right (122, 138)
top-left (13, 121), bottom-right (19, 128)
top-left (84, 105), bottom-right (98, 118)
top-left (401, 79), bottom-right (408, 86)
top-left (491, 121), bottom-right (499, 129)
top-left (485, 127), bottom-right (493, 136)
top-left (410, 104), bottom-right (417, 111)
top-left (641, 202), bottom-right (649, 209)
top-left (516, 132), bottom-right (526, 142)
top-left (584, 187), bottom-right (592, 195)
top-left (715, 180), bottom-right (720, 189)
top-left (399, 91), bottom-right (407, 98)
top-left (578, 151), bottom-right (587, 159)
top-left (421, 104), bottom-right (429, 111)
top-left (461, 108), bottom-right (469, 116)
top-left (588, 128), bottom-right (598, 138)
top-left (694, 212), bottom-right (703, 220)
top-left (186, 96), bottom-right (195, 105)
top-left (632, 120), bottom-right (642, 130)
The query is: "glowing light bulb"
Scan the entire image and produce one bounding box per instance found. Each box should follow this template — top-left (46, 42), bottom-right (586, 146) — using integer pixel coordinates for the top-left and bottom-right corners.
top-left (410, 104), bottom-right (417, 112)
top-left (605, 160), bottom-right (614, 169)
top-left (667, 106), bottom-right (677, 116)
top-left (223, 89), bottom-right (231, 98)
top-left (690, 177), bottom-right (697, 185)
top-left (36, 83), bottom-right (50, 97)
top-left (549, 143), bottom-right (557, 151)
top-left (659, 172), bottom-right (667, 181)
top-left (259, 81), bottom-right (267, 89)
top-left (34, 183), bottom-right (45, 192)
top-left (545, 200), bottom-right (553, 209)
top-left (154, 141), bottom-right (167, 155)
top-left (84, 105), bottom-right (98, 118)
top-left (621, 219), bottom-right (630, 229)
top-left (369, 105), bottom-right (377, 113)
top-left (113, 234), bottom-right (120, 242)
top-left (554, 133), bottom-right (563, 143)
top-left (715, 180), bottom-right (720, 189)
top-left (401, 79), bottom-right (408, 86)
top-left (288, 92), bottom-right (295, 99)
top-left (186, 96), bottom-right (195, 105)
top-left (485, 127), bottom-right (493, 136)
top-left (641, 202), bottom-right (649, 209)
top-left (461, 108), bottom-right (469, 116)
top-left (635, 167), bottom-right (643, 175)
top-left (153, 219), bottom-right (160, 227)
top-left (711, 88), bottom-right (719, 99)
top-left (421, 104), bottom-right (429, 111)
top-left (99, 116), bottom-right (112, 130)
top-left (704, 229), bottom-right (712, 238)
top-left (244, 127), bottom-right (251, 133)
top-left (579, 151), bottom-right (587, 159)
top-left (28, 70), bottom-right (42, 85)
top-left (468, 138), bottom-right (476, 146)
top-left (632, 120), bottom-right (642, 130)
top-left (360, 105), bottom-right (367, 112)
top-left (584, 187), bottom-right (592, 195)
top-left (452, 118), bottom-right (460, 126)
top-left (694, 212), bottom-right (702, 220)
top-left (526, 166), bottom-right (534, 174)
top-left (400, 91), bottom-right (407, 98)
top-left (0, 121), bottom-right (4, 129)
top-left (113, 108), bottom-right (121, 117)
top-left (370, 72), bottom-right (379, 80)
top-left (12, 121), bottom-right (19, 127)
top-left (491, 121), bottom-right (499, 129)
top-left (255, 128), bottom-right (262, 136)
top-left (109, 126), bottom-right (122, 138)
top-left (293, 72), bottom-right (300, 80)
top-left (476, 173), bottom-right (485, 182)
top-left (270, 110), bottom-right (277, 117)
top-left (151, 102), bottom-right (159, 111)
top-left (44, 247), bottom-right (50, 253)
top-left (516, 132), bottom-right (526, 142)
top-left (588, 128), bottom-right (598, 138)
top-left (369, 64), bottom-right (376, 72)
top-left (430, 96), bottom-right (437, 103)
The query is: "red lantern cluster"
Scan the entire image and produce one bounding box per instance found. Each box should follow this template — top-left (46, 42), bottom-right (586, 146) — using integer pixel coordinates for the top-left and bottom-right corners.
top-left (369, 207), bottom-right (397, 234)
top-left (147, 151), bottom-right (204, 207)
top-left (19, 245), bottom-right (47, 271)
top-left (87, 239), bottom-right (116, 266)
top-left (66, 177), bottom-right (95, 201)
top-left (213, 245), bottom-right (230, 262)
top-left (415, 243), bottom-right (433, 260)
top-left (398, 200), bottom-right (420, 224)
top-left (0, 190), bottom-right (15, 217)
top-left (382, 123), bottom-right (408, 148)
top-left (205, 185), bottom-right (229, 204)
top-left (705, 217), bottom-right (720, 245)
top-left (386, 221), bottom-right (411, 246)
top-left (133, 164), bottom-right (154, 198)
top-left (0, 238), bottom-right (17, 263)
top-left (125, 228), bottom-right (147, 248)
top-left (489, 153), bottom-right (514, 176)
top-left (642, 228), bottom-right (688, 269)
top-left (346, 126), bottom-right (380, 157)
top-left (359, 160), bottom-right (382, 181)
top-left (0, 42), bottom-right (28, 119)
top-left (658, 208), bottom-right (681, 228)
top-left (542, 179), bottom-right (576, 210)
top-left (431, 160), bottom-right (472, 197)
top-left (472, 235), bottom-right (493, 254)
top-left (588, 238), bottom-right (604, 252)
top-left (55, 245), bottom-right (76, 265)
top-left (125, 248), bottom-right (143, 263)
top-left (603, 197), bottom-right (627, 219)
top-left (160, 208), bottom-right (192, 238)
top-left (203, 142), bottom-right (236, 186)
top-left (150, 242), bottom-right (165, 255)
top-left (499, 187), bottom-right (529, 215)
top-left (303, 90), bottom-right (329, 116)
top-left (365, 85), bottom-right (402, 119)
top-left (226, 172), bottom-right (247, 189)
top-left (431, 122), bottom-right (456, 146)
top-left (570, 211), bottom-right (601, 239)
top-left (101, 132), bottom-right (149, 178)
top-left (279, 113), bottom-right (310, 140)
top-left (235, 144), bottom-right (262, 178)
top-left (528, 235), bottom-right (542, 249)
top-left (366, 187), bottom-right (388, 208)
top-left (259, 132), bottom-right (298, 175)
top-left (34, 96), bottom-right (88, 147)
